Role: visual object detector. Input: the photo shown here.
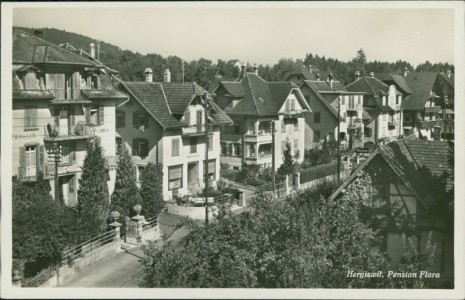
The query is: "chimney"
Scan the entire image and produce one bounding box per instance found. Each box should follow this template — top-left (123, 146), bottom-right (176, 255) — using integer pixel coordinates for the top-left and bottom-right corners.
top-left (315, 73), bottom-right (320, 81)
top-left (447, 69), bottom-right (451, 78)
top-left (253, 64), bottom-right (259, 75)
top-left (164, 68), bottom-right (171, 83)
top-left (327, 72), bottom-right (334, 89)
top-left (33, 30), bottom-right (43, 37)
top-left (90, 43), bottom-right (95, 58)
top-left (241, 63), bottom-right (247, 78)
top-left (403, 67), bottom-right (408, 77)
top-left (144, 67), bottom-right (153, 82)
top-left (440, 69), bottom-right (445, 74)
top-left (369, 72), bottom-right (374, 78)
top-left (308, 65), bottom-right (312, 73)
top-left (355, 70), bottom-right (361, 80)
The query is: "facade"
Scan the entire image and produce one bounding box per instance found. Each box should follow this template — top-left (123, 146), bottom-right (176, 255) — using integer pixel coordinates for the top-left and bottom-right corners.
top-left (328, 139), bottom-right (454, 287)
top-left (346, 74), bottom-right (404, 145)
top-left (211, 71), bottom-right (310, 170)
top-left (12, 29), bottom-right (127, 206)
top-left (382, 70), bottom-right (454, 141)
top-left (298, 77), bottom-right (365, 150)
top-left (117, 68), bottom-right (232, 200)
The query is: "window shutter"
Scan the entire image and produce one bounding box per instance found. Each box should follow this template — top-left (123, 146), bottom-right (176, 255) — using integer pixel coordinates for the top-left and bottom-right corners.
top-left (24, 109), bottom-right (31, 128)
top-left (238, 144), bottom-right (242, 156)
top-left (142, 139), bottom-right (149, 156)
top-left (72, 72), bottom-right (81, 99)
top-left (228, 144), bottom-right (233, 156)
top-left (37, 145), bottom-right (45, 175)
top-left (71, 143), bottom-right (76, 162)
top-left (98, 106), bottom-right (104, 125)
top-left (69, 106), bottom-right (75, 126)
top-left (132, 139), bottom-right (138, 155)
top-left (54, 107), bottom-right (60, 126)
top-left (184, 110), bottom-right (190, 125)
top-left (133, 112), bottom-right (138, 128)
top-left (85, 107), bottom-right (91, 124)
top-left (285, 99), bottom-right (290, 112)
top-left (19, 146), bottom-right (26, 170)
top-left (208, 160), bottom-right (215, 173)
top-left (291, 99), bottom-right (296, 111)
top-left (56, 74), bottom-right (65, 100)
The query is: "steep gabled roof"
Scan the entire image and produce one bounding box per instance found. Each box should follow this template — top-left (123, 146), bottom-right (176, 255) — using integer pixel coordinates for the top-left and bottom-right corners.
top-left (13, 29), bottom-right (98, 66)
top-left (283, 67), bottom-right (316, 81)
top-left (217, 73), bottom-right (308, 117)
top-left (402, 72), bottom-right (439, 110)
top-left (346, 76), bottom-right (391, 96)
top-left (385, 75), bottom-right (412, 94)
top-left (306, 80), bottom-right (346, 93)
top-left (439, 72), bottom-right (454, 88)
top-left (328, 139), bottom-right (453, 208)
top-left (120, 82), bottom-right (181, 129)
top-left (301, 80), bottom-right (340, 119)
top-left (160, 82), bottom-right (205, 115)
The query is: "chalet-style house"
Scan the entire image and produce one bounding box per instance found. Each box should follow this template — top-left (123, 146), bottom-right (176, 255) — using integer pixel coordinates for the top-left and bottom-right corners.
top-left (378, 69), bottom-right (454, 141)
top-left (116, 68), bottom-right (232, 201)
top-left (283, 65), bottom-right (332, 86)
top-left (211, 69), bottom-right (310, 170)
top-left (328, 139), bottom-right (454, 288)
top-left (346, 73), bottom-right (404, 144)
top-left (296, 75), bottom-right (366, 150)
top-left (12, 29), bottom-right (128, 206)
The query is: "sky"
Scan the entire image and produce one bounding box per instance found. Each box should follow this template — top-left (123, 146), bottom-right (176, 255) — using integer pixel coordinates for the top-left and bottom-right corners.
top-left (12, 4), bottom-right (455, 67)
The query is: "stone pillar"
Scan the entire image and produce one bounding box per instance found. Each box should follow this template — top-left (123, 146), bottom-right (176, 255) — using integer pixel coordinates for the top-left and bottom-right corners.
top-left (294, 172), bottom-right (301, 191)
top-left (109, 221), bottom-right (122, 251)
top-left (132, 215), bottom-right (145, 244)
top-left (239, 191), bottom-right (245, 207)
top-left (12, 270), bottom-right (22, 287)
top-left (285, 175), bottom-right (290, 196)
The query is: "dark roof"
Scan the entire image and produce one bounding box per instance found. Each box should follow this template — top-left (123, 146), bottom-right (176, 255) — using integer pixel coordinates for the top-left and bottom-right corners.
top-left (328, 139), bottom-right (453, 208)
top-left (385, 75), bottom-right (412, 94)
top-left (283, 68), bottom-right (316, 81)
top-left (304, 80), bottom-right (346, 93)
top-left (346, 76), bottom-right (391, 96)
top-left (120, 82), bottom-right (181, 129)
top-left (402, 72), bottom-right (439, 110)
top-left (301, 80), bottom-right (341, 119)
top-left (81, 90), bottom-right (128, 99)
top-left (120, 81), bottom-right (231, 129)
top-left (13, 90), bottom-right (54, 100)
top-left (439, 72), bottom-right (454, 88)
top-left (13, 29), bottom-right (98, 66)
top-left (216, 73), bottom-right (308, 117)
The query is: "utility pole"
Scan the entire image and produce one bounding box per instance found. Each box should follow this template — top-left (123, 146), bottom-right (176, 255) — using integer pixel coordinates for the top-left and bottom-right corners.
top-left (337, 98), bottom-right (341, 186)
top-left (271, 121), bottom-right (276, 198)
top-left (48, 142), bottom-right (62, 203)
top-left (204, 92), bottom-right (209, 225)
top-left (442, 96), bottom-right (448, 141)
top-left (182, 61), bottom-right (185, 84)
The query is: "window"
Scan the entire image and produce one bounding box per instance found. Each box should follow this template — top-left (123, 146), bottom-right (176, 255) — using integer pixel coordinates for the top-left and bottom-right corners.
top-left (290, 99), bottom-right (296, 111)
top-left (396, 96), bottom-right (400, 105)
top-left (116, 137), bottom-right (123, 154)
top-left (364, 127), bottom-right (372, 137)
top-left (133, 111), bottom-right (149, 129)
top-left (221, 142), bottom-right (226, 155)
top-left (382, 113), bottom-right (386, 121)
top-left (294, 120), bottom-right (299, 132)
top-left (25, 145), bottom-right (37, 177)
top-left (294, 139), bottom-right (299, 152)
top-left (168, 165), bottom-right (183, 190)
top-left (116, 111), bottom-right (126, 128)
top-left (172, 138), bottom-right (180, 156)
top-left (281, 120), bottom-right (286, 133)
top-left (233, 143), bottom-right (241, 156)
top-left (340, 97), bottom-right (345, 105)
top-left (137, 165), bottom-right (145, 182)
top-left (248, 144), bottom-right (256, 158)
top-left (90, 74), bottom-right (99, 89)
top-left (314, 112), bottom-right (321, 124)
top-left (24, 106), bottom-right (38, 129)
top-left (190, 137), bottom-right (197, 154)
top-left (69, 176), bottom-right (75, 194)
top-left (208, 135), bottom-right (213, 151)
top-left (85, 106), bottom-right (104, 125)
top-left (133, 138), bottom-right (149, 156)
top-left (204, 160), bottom-right (216, 181)
top-left (313, 130), bottom-right (321, 143)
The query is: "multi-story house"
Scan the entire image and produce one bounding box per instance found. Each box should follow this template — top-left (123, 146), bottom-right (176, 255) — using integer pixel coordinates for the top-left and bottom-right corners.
top-left (328, 139), bottom-right (454, 287)
top-left (12, 29), bottom-right (128, 206)
top-left (381, 69), bottom-right (453, 141)
top-left (211, 70), bottom-right (310, 170)
top-left (296, 75), bottom-right (365, 150)
top-left (116, 68), bottom-right (232, 200)
top-left (346, 73), bottom-right (404, 144)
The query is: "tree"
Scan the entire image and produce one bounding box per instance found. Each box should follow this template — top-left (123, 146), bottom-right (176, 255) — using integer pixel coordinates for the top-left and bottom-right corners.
top-left (12, 179), bottom-right (77, 276)
top-left (277, 138), bottom-right (297, 178)
top-left (76, 138), bottom-right (110, 241)
top-left (140, 162), bottom-right (164, 219)
top-left (110, 141), bottom-right (141, 218)
top-left (139, 172), bottom-right (390, 288)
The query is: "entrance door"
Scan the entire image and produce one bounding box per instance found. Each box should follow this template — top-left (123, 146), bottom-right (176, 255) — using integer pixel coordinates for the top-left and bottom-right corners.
top-left (25, 145), bottom-right (37, 177)
top-left (59, 107), bottom-right (69, 136)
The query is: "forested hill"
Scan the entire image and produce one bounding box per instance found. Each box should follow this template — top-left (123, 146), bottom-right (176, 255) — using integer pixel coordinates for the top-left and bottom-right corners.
top-left (15, 27), bottom-right (454, 88)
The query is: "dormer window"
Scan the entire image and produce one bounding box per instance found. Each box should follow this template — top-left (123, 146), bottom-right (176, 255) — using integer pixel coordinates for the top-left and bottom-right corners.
top-left (91, 74), bottom-right (99, 89)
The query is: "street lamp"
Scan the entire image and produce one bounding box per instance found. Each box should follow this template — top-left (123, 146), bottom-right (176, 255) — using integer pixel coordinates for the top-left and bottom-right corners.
top-left (203, 92), bottom-right (212, 225)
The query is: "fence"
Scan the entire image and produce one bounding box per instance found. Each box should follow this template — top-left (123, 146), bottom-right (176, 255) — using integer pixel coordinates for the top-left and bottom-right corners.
top-left (299, 161), bottom-right (343, 184)
top-left (60, 229), bottom-right (116, 266)
top-left (22, 266), bottom-right (56, 287)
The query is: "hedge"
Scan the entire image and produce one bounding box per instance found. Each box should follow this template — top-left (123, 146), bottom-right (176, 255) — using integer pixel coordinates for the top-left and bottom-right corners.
top-left (299, 160), bottom-right (342, 184)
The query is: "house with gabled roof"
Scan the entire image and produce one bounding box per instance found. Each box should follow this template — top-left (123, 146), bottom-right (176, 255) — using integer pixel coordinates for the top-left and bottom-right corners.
top-left (283, 65), bottom-right (332, 86)
top-left (211, 70), bottom-right (310, 170)
top-left (346, 73), bottom-right (404, 144)
top-left (12, 29), bottom-right (128, 206)
top-left (116, 68), bottom-right (232, 200)
top-left (298, 75), bottom-right (366, 150)
top-left (328, 139), bottom-right (454, 287)
top-left (380, 70), bottom-right (454, 141)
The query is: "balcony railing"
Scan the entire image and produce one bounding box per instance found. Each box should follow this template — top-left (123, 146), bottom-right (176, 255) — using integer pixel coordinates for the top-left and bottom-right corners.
top-left (283, 110), bottom-right (304, 118)
top-left (348, 118), bottom-right (362, 128)
top-left (182, 124), bottom-right (207, 136)
top-left (44, 124), bottom-right (96, 140)
top-left (346, 103), bottom-right (362, 111)
top-left (17, 164), bottom-right (55, 181)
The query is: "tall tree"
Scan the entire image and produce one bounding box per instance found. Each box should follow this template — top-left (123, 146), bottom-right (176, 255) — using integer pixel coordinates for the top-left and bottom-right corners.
top-left (277, 138), bottom-right (297, 178)
top-left (76, 138), bottom-right (110, 241)
top-left (110, 141), bottom-right (141, 218)
top-left (140, 162), bottom-right (165, 219)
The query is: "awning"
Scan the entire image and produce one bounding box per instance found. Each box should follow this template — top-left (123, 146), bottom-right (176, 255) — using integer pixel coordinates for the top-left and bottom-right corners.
top-left (168, 165), bottom-right (182, 179)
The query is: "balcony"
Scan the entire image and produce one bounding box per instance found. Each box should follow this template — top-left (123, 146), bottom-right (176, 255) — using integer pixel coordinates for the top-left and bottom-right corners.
top-left (244, 130), bottom-right (272, 143)
top-left (182, 124), bottom-right (210, 137)
top-left (282, 110), bottom-right (304, 118)
top-left (388, 121), bottom-right (399, 130)
top-left (347, 118), bottom-right (362, 128)
top-left (417, 120), bottom-right (440, 129)
top-left (44, 124), bottom-right (96, 141)
top-left (346, 103), bottom-right (362, 111)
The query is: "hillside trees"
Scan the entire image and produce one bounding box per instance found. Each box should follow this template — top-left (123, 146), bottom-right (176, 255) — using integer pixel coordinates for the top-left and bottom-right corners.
top-left (76, 138), bottom-right (110, 241)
